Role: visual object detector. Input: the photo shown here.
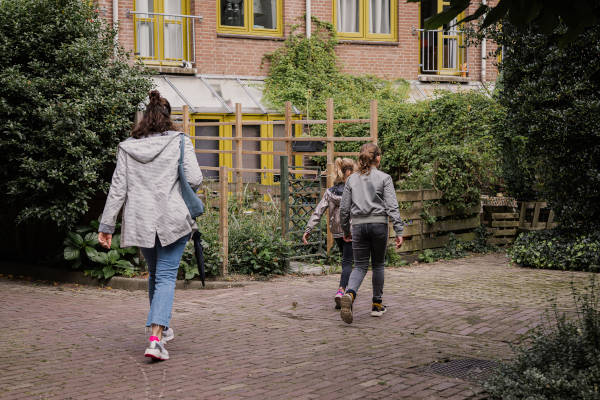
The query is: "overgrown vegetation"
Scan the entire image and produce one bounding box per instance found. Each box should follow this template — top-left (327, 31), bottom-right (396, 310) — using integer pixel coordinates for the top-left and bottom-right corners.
top-left (262, 17), bottom-right (409, 135)
top-left (485, 278), bottom-right (600, 399)
top-left (63, 220), bottom-right (143, 280)
top-left (510, 230), bottom-right (600, 272)
top-left (486, 22), bottom-right (600, 230)
top-left (417, 227), bottom-right (495, 263)
top-left (380, 91), bottom-right (504, 213)
top-left (0, 0), bottom-right (152, 229)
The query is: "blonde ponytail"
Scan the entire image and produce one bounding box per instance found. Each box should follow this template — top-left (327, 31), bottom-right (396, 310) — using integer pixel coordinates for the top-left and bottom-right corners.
top-left (333, 157), bottom-right (357, 184)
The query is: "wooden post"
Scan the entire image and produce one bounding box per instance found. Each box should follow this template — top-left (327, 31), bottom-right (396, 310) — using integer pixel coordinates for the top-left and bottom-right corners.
top-left (284, 101), bottom-right (292, 167)
top-left (532, 202), bottom-right (541, 229)
top-left (235, 103), bottom-right (243, 205)
top-left (370, 100), bottom-right (378, 145)
top-left (518, 202), bottom-right (527, 228)
top-left (280, 156), bottom-right (289, 238)
top-left (182, 105), bottom-right (190, 135)
top-left (419, 186), bottom-right (424, 252)
top-left (546, 210), bottom-right (555, 228)
top-left (326, 98), bottom-right (334, 253)
top-left (219, 166), bottom-right (229, 276)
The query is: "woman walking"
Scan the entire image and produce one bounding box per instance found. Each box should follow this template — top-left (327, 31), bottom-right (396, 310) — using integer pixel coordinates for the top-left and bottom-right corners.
top-left (302, 158), bottom-right (356, 309)
top-left (98, 90), bottom-right (203, 360)
top-left (339, 143), bottom-right (403, 324)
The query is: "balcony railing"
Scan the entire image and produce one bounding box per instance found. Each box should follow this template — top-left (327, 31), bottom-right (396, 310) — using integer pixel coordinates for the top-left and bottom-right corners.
top-left (128, 11), bottom-right (202, 66)
top-left (417, 28), bottom-right (468, 76)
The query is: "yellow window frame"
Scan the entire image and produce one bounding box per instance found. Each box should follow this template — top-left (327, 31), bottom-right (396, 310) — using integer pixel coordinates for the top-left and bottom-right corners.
top-left (217, 0), bottom-right (283, 37)
top-left (436, 0), bottom-right (464, 76)
top-left (133, 0), bottom-right (192, 66)
top-left (333, 0), bottom-right (397, 41)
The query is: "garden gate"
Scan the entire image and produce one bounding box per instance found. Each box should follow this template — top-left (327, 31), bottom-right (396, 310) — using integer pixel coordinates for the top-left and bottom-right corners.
top-left (280, 156), bottom-right (326, 260)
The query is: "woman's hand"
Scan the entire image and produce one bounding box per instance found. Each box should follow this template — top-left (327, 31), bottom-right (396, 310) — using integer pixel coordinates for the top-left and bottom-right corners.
top-left (302, 232), bottom-right (309, 245)
top-left (343, 234), bottom-right (352, 243)
top-left (395, 236), bottom-right (403, 249)
top-left (98, 232), bottom-right (112, 249)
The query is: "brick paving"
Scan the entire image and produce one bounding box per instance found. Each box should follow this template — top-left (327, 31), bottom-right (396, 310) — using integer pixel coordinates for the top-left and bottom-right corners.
top-left (0, 253), bottom-right (593, 400)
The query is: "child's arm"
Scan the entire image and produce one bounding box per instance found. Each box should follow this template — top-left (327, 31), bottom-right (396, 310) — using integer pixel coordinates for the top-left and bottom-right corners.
top-left (340, 183), bottom-right (352, 238)
top-left (383, 175), bottom-right (404, 238)
top-left (303, 191), bottom-right (330, 240)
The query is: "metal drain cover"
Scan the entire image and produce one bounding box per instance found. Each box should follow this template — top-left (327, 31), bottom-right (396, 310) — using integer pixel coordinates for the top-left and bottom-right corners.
top-left (424, 359), bottom-right (499, 382)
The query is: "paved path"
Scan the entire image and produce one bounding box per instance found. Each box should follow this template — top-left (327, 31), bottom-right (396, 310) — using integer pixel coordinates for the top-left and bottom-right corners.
top-left (0, 253), bottom-right (593, 400)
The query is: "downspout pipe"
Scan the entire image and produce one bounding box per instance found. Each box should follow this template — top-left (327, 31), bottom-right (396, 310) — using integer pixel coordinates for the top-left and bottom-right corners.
top-left (481, 0), bottom-right (486, 82)
top-left (113, 0), bottom-right (119, 43)
top-left (306, 0), bottom-right (311, 38)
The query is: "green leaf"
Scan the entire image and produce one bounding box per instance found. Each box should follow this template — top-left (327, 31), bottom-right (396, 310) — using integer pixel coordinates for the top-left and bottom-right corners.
top-left (84, 232), bottom-right (99, 245)
top-left (102, 266), bottom-right (116, 279)
top-left (107, 249), bottom-right (120, 264)
top-left (64, 247), bottom-right (80, 261)
top-left (116, 259), bottom-right (133, 268)
top-left (66, 232), bottom-right (84, 248)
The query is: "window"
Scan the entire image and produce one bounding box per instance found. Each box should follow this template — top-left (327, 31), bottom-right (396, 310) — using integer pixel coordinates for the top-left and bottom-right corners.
top-left (217, 0), bottom-right (283, 36)
top-left (334, 0), bottom-right (397, 41)
top-left (133, 0), bottom-right (193, 65)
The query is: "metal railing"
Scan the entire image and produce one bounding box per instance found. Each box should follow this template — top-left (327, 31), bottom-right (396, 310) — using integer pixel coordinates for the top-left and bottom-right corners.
top-left (417, 29), bottom-right (468, 75)
top-left (128, 10), bottom-right (202, 66)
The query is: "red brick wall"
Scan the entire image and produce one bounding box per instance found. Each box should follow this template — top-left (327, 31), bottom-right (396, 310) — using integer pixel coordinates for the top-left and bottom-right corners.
top-left (98, 0), bottom-right (497, 82)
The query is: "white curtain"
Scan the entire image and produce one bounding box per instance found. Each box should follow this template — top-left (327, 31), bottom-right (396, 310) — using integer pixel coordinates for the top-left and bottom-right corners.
top-left (163, 0), bottom-right (183, 59)
top-left (270, 0), bottom-right (277, 29)
top-left (369, 0), bottom-right (390, 34)
top-left (337, 0), bottom-right (359, 33)
top-left (253, 0), bottom-right (278, 29)
top-left (136, 0), bottom-right (154, 58)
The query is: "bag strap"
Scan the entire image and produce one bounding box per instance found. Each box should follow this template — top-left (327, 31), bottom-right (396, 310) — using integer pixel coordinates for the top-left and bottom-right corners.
top-left (179, 133), bottom-right (185, 167)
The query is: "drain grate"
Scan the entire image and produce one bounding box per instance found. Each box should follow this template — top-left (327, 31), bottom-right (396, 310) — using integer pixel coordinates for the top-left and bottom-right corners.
top-left (423, 358), bottom-right (499, 382)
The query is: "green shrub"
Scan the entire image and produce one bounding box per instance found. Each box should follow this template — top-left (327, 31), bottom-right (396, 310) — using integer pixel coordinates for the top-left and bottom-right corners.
top-left (0, 0), bottom-right (152, 229)
top-left (179, 211), bottom-right (222, 280)
top-left (228, 208), bottom-right (292, 275)
top-left (63, 220), bottom-right (143, 280)
top-left (510, 230), bottom-right (600, 272)
top-left (418, 227), bottom-right (495, 263)
top-left (490, 23), bottom-right (600, 229)
top-left (379, 91), bottom-right (504, 213)
top-left (485, 278), bottom-right (600, 399)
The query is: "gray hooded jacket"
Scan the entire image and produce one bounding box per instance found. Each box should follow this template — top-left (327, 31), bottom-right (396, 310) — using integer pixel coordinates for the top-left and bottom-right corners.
top-left (340, 167), bottom-right (404, 237)
top-left (304, 183), bottom-right (345, 238)
top-left (99, 131), bottom-right (203, 248)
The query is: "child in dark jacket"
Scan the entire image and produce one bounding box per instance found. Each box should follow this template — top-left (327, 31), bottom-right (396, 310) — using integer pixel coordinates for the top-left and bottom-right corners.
top-left (303, 158), bottom-right (357, 309)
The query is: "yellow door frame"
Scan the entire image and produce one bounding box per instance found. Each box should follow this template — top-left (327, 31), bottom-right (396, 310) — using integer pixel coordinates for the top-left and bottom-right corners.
top-left (437, 0), bottom-right (464, 76)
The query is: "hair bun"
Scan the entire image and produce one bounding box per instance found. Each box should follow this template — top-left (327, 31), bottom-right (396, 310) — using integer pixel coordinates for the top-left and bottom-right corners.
top-left (149, 90), bottom-right (161, 104)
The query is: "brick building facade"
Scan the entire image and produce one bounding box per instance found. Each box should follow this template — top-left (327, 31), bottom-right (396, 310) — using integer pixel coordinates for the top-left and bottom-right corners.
top-left (96, 0), bottom-right (498, 82)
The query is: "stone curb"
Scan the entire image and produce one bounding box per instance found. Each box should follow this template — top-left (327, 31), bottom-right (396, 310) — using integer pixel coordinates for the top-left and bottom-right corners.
top-left (0, 262), bottom-right (248, 291)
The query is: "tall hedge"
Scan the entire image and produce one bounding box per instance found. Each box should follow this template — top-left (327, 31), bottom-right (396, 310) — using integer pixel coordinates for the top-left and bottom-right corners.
top-left (493, 23), bottom-right (600, 229)
top-left (0, 0), bottom-right (152, 229)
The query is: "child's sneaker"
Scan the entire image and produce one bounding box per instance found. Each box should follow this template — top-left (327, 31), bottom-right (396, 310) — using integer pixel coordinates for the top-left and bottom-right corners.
top-left (144, 338), bottom-right (169, 361)
top-left (340, 292), bottom-right (355, 324)
top-left (162, 327), bottom-right (174, 343)
top-left (334, 289), bottom-right (344, 310)
top-left (371, 302), bottom-right (386, 317)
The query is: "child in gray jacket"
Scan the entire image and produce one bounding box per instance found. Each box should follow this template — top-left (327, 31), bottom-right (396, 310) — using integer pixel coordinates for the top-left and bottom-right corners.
top-left (303, 158), bottom-right (356, 309)
top-left (339, 143), bottom-right (403, 324)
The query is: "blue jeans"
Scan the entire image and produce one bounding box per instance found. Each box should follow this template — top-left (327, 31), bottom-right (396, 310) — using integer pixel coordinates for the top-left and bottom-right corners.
top-left (141, 234), bottom-right (189, 328)
top-left (346, 223), bottom-right (388, 303)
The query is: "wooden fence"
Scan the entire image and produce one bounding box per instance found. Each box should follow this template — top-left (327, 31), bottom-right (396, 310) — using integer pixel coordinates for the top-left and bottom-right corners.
top-left (389, 189), bottom-right (481, 253)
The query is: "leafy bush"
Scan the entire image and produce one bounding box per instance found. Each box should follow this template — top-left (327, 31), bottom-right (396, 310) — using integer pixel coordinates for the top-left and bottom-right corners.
top-left (489, 23), bottom-right (600, 229)
top-left (263, 17), bottom-right (408, 134)
top-left (485, 278), bottom-right (600, 399)
top-left (228, 208), bottom-right (292, 276)
top-left (510, 229), bottom-right (600, 272)
top-left (0, 0), bottom-right (152, 229)
top-left (380, 91), bottom-right (504, 213)
top-left (418, 227), bottom-right (495, 263)
top-left (63, 221), bottom-right (142, 279)
top-left (179, 211), bottom-right (222, 280)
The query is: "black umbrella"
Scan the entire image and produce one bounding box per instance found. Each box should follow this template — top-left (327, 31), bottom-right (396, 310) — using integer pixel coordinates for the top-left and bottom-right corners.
top-left (192, 231), bottom-right (205, 287)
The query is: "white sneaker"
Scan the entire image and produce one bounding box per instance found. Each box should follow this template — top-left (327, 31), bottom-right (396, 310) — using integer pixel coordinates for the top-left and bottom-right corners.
top-left (144, 340), bottom-right (169, 361)
top-left (162, 327), bottom-right (174, 343)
